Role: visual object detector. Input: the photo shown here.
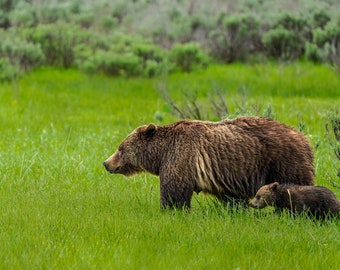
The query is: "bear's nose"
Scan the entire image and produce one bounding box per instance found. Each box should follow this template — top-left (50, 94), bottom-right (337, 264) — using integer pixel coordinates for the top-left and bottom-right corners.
top-left (103, 161), bottom-right (108, 169)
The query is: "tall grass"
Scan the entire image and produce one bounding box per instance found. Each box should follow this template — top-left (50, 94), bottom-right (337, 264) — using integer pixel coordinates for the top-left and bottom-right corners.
top-left (0, 63), bottom-right (339, 269)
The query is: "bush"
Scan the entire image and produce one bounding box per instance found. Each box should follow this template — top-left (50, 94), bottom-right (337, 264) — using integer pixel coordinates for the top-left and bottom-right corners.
top-left (93, 51), bottom-right (141, 77)
top-left (23, 23), bottom-right (87, 68)
top-left (0, 33), bottom-right (44, 72)
top-left (72, 12), bottom-right (94, 28)
top-left (0, 9), bottom-right (10, 28)
top-left (134, 43), bottom-right (170, 76)
top-left (273, 13), bottom-right (308, 33)
top-left (37, 4), bottom-right (71, 24)
top-left (312, 10), bottom-right (331, 29)
top-left (209, 14), bottom-right (261, 63)
top-left (74, 33), bottom-right (169, 77)
top-left (144, 60), bottom-right (162, 77)
top-left (263, 27), bottom-right (297, 60)
top-left (132, 44), bottom-right (169, 77)
top-left (133, 44), bottom-right (163, 63)
top-left (323, 22), bottom-right (340, 66)
top-left (8, 1), bottom-right (37, 27)
top-left (170, 42), bottom-right (208, 72)
top-left (0, 57), bottom-right (19, 81)
top-left (97, 15), bottom-right (118, 31)
top-left (313, 27), bottom-right (329, 47)
top-left (263, 14), bottom-right (310, 60)
top-left (305, 42), bottom-right (322, 63)
top-left (311, 22), bottom-right (340, 66)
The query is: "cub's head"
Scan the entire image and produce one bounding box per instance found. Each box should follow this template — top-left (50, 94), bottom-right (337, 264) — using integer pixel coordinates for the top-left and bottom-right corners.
top-left (103, 124), bottom-right (157, 176)
top-left (249, 182), bottom-right (279, 209)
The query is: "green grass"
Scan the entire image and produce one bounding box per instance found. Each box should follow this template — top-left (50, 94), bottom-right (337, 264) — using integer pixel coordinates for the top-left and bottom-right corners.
top-left (1, 63), bottom-right (340, 269)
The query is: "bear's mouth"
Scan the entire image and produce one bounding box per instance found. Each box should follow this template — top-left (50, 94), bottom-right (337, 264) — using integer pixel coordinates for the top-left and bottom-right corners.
top-left (106, 166), bottom-right (122, 174)
top-left (248, 201), bottom-right (257, 208)
top-left (108, 167), bottom-right (119, 174)
top-left (103, 162), bottom-right (142, 176)
top-left (103, 162), bottom-right (120, 174)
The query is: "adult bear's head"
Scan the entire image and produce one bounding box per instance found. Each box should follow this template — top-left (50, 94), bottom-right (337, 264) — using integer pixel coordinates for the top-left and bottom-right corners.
top-left (103, 124), bottom-right (159, 176)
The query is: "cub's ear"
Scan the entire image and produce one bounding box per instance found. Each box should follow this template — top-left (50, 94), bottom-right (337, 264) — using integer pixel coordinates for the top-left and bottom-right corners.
top-left (270, 182), bottom-right (279, 191)
top-left (144, 124), bottom-right (156, 137)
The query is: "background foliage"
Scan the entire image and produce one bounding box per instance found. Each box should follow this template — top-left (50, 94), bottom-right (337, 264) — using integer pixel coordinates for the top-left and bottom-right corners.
top-left (1, 0), bottom-right (340, 80)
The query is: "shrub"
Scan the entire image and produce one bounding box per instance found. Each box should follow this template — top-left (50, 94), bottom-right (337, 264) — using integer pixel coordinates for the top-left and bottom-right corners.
top-left (170, 42), bottom-right (208, 72)
top-left (0, 57), bottom-right (19, 81)
top-left (144, 60), bottom-right (161, 78)
top-left (313, 27), bottom-right (329, 47)
top-left (72, 12), bottom-right (94, 28)
top-left (209, 14), bottom-right (261, 63)
top-left (311, 22), bottom-right (340, 67)
top-left (133, 44), bottom-right (169, 77)
top-left (74, 32), bottom-right (169, 77)
top-left (312, 10), bottom-right (331, 29)
top-left (23, 23), bottom-right (87, 68)
top-left (97, 15), bottom-right (118, 31)
top-left (0, 33), bottom-right (44, 72)
top-left (323, 22), bottom-right (340, 67)
top-left (94, 51), bottom-right (141, 77)
top-left (305, 42), bottom-right (322, 63)
top-left (112, 2), bottom-right (129, 24)
top-left (263, 14), bottom-right (310, 60)
top-left (0, 9), bottom-right (10, 28)
top-left (263, 27), bottom-right (297, 60)
top-left (134, 44), bottom-right (163, 63)
top-left (273, 13), bottom-right (308, 33)
top-left (37, 4), bottom-right (71, 24)
top-left (8, 1), bottom-right (37, 27)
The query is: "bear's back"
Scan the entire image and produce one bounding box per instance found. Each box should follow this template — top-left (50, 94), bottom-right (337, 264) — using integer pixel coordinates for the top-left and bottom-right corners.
top-left (276, 185), bottom-right (340, 214)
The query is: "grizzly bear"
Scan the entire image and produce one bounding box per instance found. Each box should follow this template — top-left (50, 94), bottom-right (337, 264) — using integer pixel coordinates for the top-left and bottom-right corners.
top-left (103, 116), bottom-right (314, 209)
top-left (249, 182), bottom-right (340, 218)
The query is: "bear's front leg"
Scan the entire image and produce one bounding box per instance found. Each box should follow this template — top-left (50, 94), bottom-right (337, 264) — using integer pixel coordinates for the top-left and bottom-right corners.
top-left (160, 177), bottom-right (194, 210)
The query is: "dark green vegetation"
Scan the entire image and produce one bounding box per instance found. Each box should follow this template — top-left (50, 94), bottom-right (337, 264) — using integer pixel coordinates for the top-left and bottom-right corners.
top-left (0, 63), bottom-right (340, 269)
top-left (1, 0), bottom-right (340, 80)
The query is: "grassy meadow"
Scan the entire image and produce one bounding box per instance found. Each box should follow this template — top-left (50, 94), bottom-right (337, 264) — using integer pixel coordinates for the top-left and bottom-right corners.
top-left (0, 63), bottom-right (340, 269)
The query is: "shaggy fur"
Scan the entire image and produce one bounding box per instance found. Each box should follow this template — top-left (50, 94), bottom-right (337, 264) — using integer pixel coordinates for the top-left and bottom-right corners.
top-left (249, 182), bottom-right (340, 218)
top-left (104, 117), bottom-right (314, 209)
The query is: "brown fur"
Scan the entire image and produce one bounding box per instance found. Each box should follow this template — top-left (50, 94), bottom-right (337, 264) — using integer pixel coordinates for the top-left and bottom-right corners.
top-left (249, 182), bottom-right (340, 218)
top-left (103, 117), bottom-right (314, 209)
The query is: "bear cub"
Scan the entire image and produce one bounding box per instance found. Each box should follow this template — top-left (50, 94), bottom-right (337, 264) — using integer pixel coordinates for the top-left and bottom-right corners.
top-left (249, 182), bottom-right (340, 218)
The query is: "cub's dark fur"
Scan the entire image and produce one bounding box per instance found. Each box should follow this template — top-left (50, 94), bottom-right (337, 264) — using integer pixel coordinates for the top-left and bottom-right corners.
top-left (250, 182), bottom-right (340, 218)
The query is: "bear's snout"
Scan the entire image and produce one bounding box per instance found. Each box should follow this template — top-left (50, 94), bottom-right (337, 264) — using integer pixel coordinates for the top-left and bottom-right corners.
top-left (103, 161), bottom-right (119, 174)
top-left (103, 161), bottom-right (112, 172)
top-left (249, 197), bottom-right (265, 209)
top-left (103, 150), bottom-right (126, 174)
top-left (103, 152), bottom-right (119, 174)
top-left (103, 161), bottom-right (110, 171)
top-left (103, 159), bottom-right (119, 174)
top-left (249, 199), bottom-right (257, 208)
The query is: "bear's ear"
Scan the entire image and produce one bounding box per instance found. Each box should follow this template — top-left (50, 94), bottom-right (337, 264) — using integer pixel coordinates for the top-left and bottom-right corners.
top-left (144, 124), bottom-right (156, 138)
top-left (271, 182), bottom-right (279, 191)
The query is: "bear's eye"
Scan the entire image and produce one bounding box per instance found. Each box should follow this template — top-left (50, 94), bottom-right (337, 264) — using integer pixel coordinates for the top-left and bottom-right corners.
top-left (255, 195), bottom-right (261, 200)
